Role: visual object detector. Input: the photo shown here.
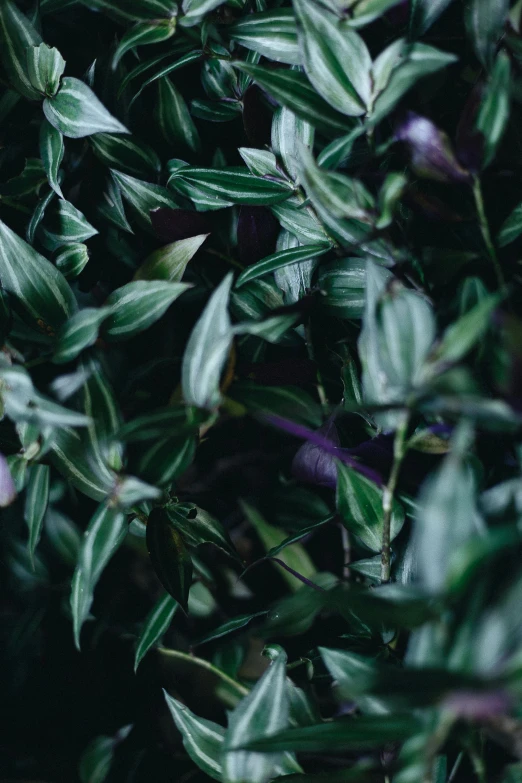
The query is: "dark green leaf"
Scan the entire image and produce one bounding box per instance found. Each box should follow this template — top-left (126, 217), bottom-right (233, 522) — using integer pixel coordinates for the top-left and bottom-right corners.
top-left (27, 43), bottom-right (65, 97)
top-left (102, 280), bottom-right (189, 341)
top-left (113, 20), bottom-right (176, 69)
top-left (466, 0), bottom-right (509, 69)
top-left (228, 10), bottom-right (301, 65)
top-left (134, 592), bottom-right (178, 671)
top-left (155, 77), bottom-right (201, 153)
top-left (90, 133), bottom-right (161, 178)
top-left (25, 464), bottom-right (50, 567)
top-left (146, 507), bottom-right (193, 612)
top-left (164, 691), bottom-right (224, 781)
top-left (235, 244), bottom-right (328, 288)
top-left (40, 119), bottom-right (64, 199)
top-left (134, 234), bottom-right (208, 281)
top-left (0, 0), bottom-right (42, 100)
top-left (44, 77), bottom-right (129, 139)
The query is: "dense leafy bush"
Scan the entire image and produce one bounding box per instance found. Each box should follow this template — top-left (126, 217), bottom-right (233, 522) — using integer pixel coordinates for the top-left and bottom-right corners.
top-left (4, 0), bottom-right (522, 781)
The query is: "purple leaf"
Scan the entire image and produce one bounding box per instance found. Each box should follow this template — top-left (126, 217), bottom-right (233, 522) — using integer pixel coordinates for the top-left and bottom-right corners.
top-left (150, 208), bottom-right (212, 243)
top-left (237, 206), bottom-right (280, 265)
top-left (442, 689), bottom-right (511, 720)
top-left (0, 454), bottom-right (17, 507)
top-left (396, 112), bottom-right (471, 184)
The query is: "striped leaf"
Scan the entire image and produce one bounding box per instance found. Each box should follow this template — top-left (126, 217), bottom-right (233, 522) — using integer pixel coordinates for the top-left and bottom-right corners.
top-left (27, 188), bottom-right (56, 245)
top-left (236, 244), bottom-right (328, 288)
top-left (134, 234), bottom-right (208, 281)
top-left (53, 307), bottom-right (111, 364)
top-left (224, 646), bottom-right (301, 782)
top-left (129, 50), bottom-right (203, 105)
top-left (181, 0), bottom-right (227, 25)
top-left (137, 433), bottom-right (197, 486)
top-left (146, 507), bottom-right (193, 611)
top-left (55, 243), bottom-right (90, 279)
top-left (40, 119), bottom-right (64, 198)
top-left (170, 166), bottom-right (294, 206)
top-left (27, 43), bottom-right (65, 97)
top-left (25, 464), bottom-right (50, 567)
top-left (43, 77), bottom-right (129, 139)
top-left (102, 280), bottom-right (189, 341)
top-left (82, 358), bottom-right (123, 472)
top-left (182, 273), bottom-right (233, 409)
top-left (0, 218), bottom-right (77, 331)
top-left (41, 200), bottom-right (98, 250)
top-left (79, 0), bottom-right (177, 22)
top-left (45, 508), bottom-right (81, 567)
top-left (0, 158), bottom-right (47, 198)
top-left (166, 504), bottom-right (238, 559)
top-left (0, 0), bottom-right (42, 100)
top-left (134, 593), bottom-right (178, 671)
top-left (97, 176), bottom-right (133, 233)
top-left (228, 10), bottom-right (301, 65)
top-left (50, 427), bottom-right (115, 501)
top-left (113, 21), bottom-right (176, 69)
top-left (164, 691), bottom-right (224, 781)
top-left (90, 133), bottom-right (161, 178)
top-left (111, 169), bottom-right (179, 229)
top-left (155, 77), bottom-right (201, 153)
top-left (117, 405), bottom-right (205, 443)
top-left (233, 63), bottom-right (355, 135)
top-left (498, 202), bottom-right (522, 248)
top-left (70, 503), bottom-right (127, 648)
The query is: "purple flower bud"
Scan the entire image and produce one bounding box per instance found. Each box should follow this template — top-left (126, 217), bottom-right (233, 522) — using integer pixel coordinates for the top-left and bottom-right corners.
top-left (0, 453), bottom-right (17, 507)
top-left (396, 112), bottom-right (471, 184)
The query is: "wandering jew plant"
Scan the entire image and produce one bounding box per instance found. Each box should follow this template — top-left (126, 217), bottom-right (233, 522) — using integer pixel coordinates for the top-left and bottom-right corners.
top-left (3, 0), bottom-right (522, 781)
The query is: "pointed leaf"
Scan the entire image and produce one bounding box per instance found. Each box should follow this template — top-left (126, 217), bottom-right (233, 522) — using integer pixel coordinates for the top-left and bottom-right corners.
top-left (113, 21), bottom-right (176, 70)
top-left (41, 199), bottom-right (98, 250)
top-left (164, 691), bottom-right (225, 781)
top-left (102, 280), bottom-right (189, 341)
top-left (55, 243), bottom-right (90, 279)
top-left (53, 307), bottom-right (111, 364)
top-left (90, 133), bottom-right (161, 178)
top-left (27, 43), bottom-right (65, 97)
top-left (166, 504), bottom-right (238, 559)
top-left (155, 77), bottom-right (201, 153)
top-left (170, 166), bottom-right (293, 206)
top-left (134, 593), bottom-right (178, 671)
top-left (40, 119), bottom-right (64, 198)
top-left (0, 218), bottom-right (77, 330)
top-left (134, 234), bottom-right (208, 281)
top-left (44, 77), bottom-right (129, 139)
top-left (228, 10), bottom-right (301, 65)
top-left (235, 243), bottom-right (327, 288)
top-left (71, 503), bottom-right (127, 648)
top-left (25, 464), bottom-right (50, 567)
top-left (0, 0), bottom-right (42, 100)
top-left (78, 0), bottom-right (177, 22)
top-left (111, 169), bottom-right (179, 229)
top-left (182, 273), bottom-right (233, 409)
top-left (146, 507), bottom-right (193, 612)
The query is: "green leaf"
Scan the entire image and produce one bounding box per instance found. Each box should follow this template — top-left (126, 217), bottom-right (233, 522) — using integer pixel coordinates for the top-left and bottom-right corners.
top-left (117, 405), bottom-right (205, 442)
top-left (229, 382), bottom-right (322, 427)
top-left (0, 0), bottom-right (42, 100)
top-left (79, 726), bottom-right (132, 783)
top-left (164, 691), bottom-right (225, 781)
top-left (55, 243), bottom-right (90, 279)
top-left (134, 592), bottom-right (178, 671)
top-left (348, 0), bottom-right (404, 27)
top-left (41, 199), bottom-right (98, 250)
top-left (25, 464), bottom-right (50, 567)
top-left (191, 99), bottom-right (242, 123)
top-left (317, 257), bottom-right (367, 319)
top-left (129, 50), bottom-right (203, 106)
top-left (272, 105), bottom-right (314, 182)
top-left (235, 244), bottom-right (328, 288)
top-left (228, 10), bottom-right (301, 65)
top-left (414, 431), bottom-right (485, 593)
top-left (239, 714), bottom-right (421, 753)
top-left (45, 508), bottom-right (81, 567)
top-left (44, 77), bottom-right (129, 139)
top-left (27, 43), bottom-right (65, 97)
top-left (146, 507), bottom-right (193, 612)
top-left (102, 280), bottom-right (189, 341)
top-left (50, 427), bottom-right (115, 501)
top-left (182, 273), bottom-right (233, 409)
top-left (498, 202), bottom-right (522, 247)
top-left (137, 433), bottom-right (197, 486)
top-left (241, 502), bottom-right (316, 591)
top-left (409, 0), bottom-right (455, 37)
top-left (40, 119), bottom-right (64, 199)
top-left (196, 611), bottom-right (267, 646)
top-left (53, 307), bottom-right (111, 364)
top-left (224, 646), bottom-right (300, 782)
top-left (319, 647), bottom-right (384, 713)
top-left (433, 292), bottom-right (501, 366)
top-left (155, 77), bottom-right (201, 153)
top-left (0, 218), bottom-right (77, 330)
top-left (111, 169), bottom-right (179, 229)
top-left (170, 166), bottom-right (294, 206)
top-left (113, 20), bottom-right (176, 70)
top-left (476, 52), bottom-right (511, 168)
top-left (233, 63), bottom-right (355, 135)
top-left (71, 503), bottom-right (127, 648)
top-left (293, 0), bottom-right (372, 116)
top-left (336, 462), bottom-right (405, 552)
top-left (79, 0), bottom-right (177, 22)
top-left (27, 188), bottom-right (56, 246)
top-left (134, 234), bottom-right (208, 281)
top-left (167, 504), bottom-right (238, 559)
top-left (90, 133), bottom-right (161, 178)
top-left (376, 173), bottom-right (407, 229)
top-left (466, 0), bottom-right (509, 69)
top-left (370, 41), bottom-right (457, 125)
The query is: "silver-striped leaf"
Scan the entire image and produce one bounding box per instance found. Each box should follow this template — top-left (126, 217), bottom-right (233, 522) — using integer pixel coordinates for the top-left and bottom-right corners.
top-left (134, 592), bottom-right (178, 671)
top-left (27, 43), bottom-right (65, 97)
top-left (113, 21), bottom-right (176, 70)
top-left (155, 77), bottom-right (201, 153)
top-left (0, 0), bottom-right (42, 100)
top-left (102, 280), bottom-right (189, 341)
top-left (55, 243), bottom-right (90, 279)
top-left (90, 133), bottom-right (161, 178)
top-left (53, 307), bottom-right (111, 364)
top-left (133, 234), bottom-right (208, 281)
top-left (111, 169), bottom-right (179, 230)
top-left (43, 77), bottom-right (129, 139)
top-left (25, 464), bottom-right (50, 567)
top-left (164, 690), bottom-right (225, 781)
top-left (70, 502), bottom-right (127, 648)
top-left (40, 119), bottom-right (64, 199)
top-left (41, 199), bottom-right (98, 250)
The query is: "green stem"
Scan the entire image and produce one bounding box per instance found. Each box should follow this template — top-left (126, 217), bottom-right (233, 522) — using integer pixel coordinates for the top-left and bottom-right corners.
top-left (381, 411), bottom-right (410, 583)
top-left (472, 176), bottom-right (504, 288)
top-left (158, 647), bottom-right (249, 698)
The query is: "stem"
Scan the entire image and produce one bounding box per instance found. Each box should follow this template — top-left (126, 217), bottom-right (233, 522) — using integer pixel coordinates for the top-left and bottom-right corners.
top-left (158, 647), bottom-right (249, 698)
top-left (448, 752), bottom-right (464, 783)
top-left (472, 176), bottom-right (504, 288)
top-left (381, 411), bottom-right (410, 583)
top-left (340, 522), bottom-right (351, 580)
